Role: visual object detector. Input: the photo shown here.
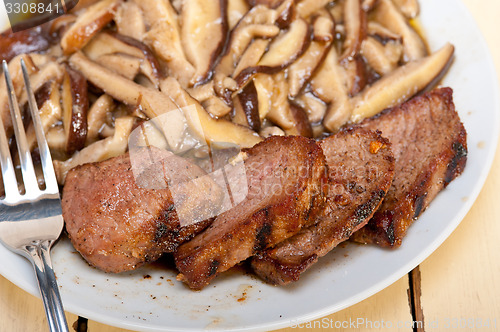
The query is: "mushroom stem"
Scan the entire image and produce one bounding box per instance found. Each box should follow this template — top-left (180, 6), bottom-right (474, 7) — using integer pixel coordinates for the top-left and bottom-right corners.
top-left (350, 43), bottom-right (454, 123)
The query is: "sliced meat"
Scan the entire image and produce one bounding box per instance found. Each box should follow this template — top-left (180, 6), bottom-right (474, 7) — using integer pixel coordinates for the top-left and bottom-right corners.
top-left (251, 128), bottom-right (395, 285)
top-left (62, 147), bottom-right (224, 273)
top-left (174, 136), bottom-right (328, 290)
top-left (351, 87), bottom-right (467, 248)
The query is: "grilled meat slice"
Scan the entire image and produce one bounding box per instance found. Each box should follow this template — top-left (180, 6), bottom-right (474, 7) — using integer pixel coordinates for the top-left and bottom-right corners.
top-left (251, 128), bottom-right (395, 285)
top-left (62, 147), bottom-right (224, 273)
top-left (351, 87), bottom-right (467, 248)
top-left (174, 136), bottom-right (328, 290)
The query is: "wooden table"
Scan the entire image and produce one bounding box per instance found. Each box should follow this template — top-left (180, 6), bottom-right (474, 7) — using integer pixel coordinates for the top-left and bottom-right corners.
top-left (1, 0), bottom-right (499, 331)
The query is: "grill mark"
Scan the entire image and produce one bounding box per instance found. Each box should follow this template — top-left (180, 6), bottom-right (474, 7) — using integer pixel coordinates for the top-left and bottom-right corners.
top-left (207, 260), bottom-right (220, 277)
top-left (354, 189), bottom-right (386, 227)
top-left (413, 193), bottom-right (427, 219)
top-left (386, 219), bottom-right (396, 246)
top-left (445, 141), bottom-right (467, 185)
top-left (254, 219), bottom-right (272, 252)
top-left (153, 222), bottom-right (169, 243)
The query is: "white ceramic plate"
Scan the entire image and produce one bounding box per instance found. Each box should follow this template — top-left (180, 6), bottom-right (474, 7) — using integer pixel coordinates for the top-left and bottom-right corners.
top-left (1, 0), bottom-right (499, 331)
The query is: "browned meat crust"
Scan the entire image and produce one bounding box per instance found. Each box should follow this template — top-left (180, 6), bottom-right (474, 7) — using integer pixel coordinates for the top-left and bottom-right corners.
top-left (351, 87), bottom-right (467, 248)
top-left (251, 128), bottom-right (395, 285)
top-left (62, 147), bottom-right (223, 273)
top-left (174, 136), bottom-right (328, 290)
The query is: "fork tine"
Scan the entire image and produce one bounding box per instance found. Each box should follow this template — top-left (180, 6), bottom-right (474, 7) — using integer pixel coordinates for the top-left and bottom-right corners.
top-left (20, 59), bottom-right (59, 194)
top-left (2, 60), bottom-right (39, 198)
top-left (0, 90), bottom-right (19, 201)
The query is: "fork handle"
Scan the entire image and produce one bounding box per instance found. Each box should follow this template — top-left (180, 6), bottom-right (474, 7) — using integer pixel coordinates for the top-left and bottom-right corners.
top-left (26, 240), bottom-right (69, 332)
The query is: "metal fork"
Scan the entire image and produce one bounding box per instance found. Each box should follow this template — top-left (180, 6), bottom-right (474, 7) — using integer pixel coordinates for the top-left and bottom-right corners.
top-left (0, 59), bottom-right (69, 332)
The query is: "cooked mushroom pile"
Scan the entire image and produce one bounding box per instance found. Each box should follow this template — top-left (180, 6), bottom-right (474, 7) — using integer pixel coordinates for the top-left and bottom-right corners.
top-left (0, 0), bottom-right (453, 185)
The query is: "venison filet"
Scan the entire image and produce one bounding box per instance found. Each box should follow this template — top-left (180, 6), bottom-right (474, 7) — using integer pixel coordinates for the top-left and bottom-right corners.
top-left (351, 87), bottom-right (467, 248)
top-left (174, 135), bottom-right (328, 290)
top-left (62, 146), bottom-right (224, 273)
top-left (251, 128), bottom-right (395, 285)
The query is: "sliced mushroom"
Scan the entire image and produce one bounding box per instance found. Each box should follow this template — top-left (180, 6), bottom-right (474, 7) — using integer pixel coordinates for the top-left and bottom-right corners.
top-left (86, 94), bottom-right (115, 144)
top-left (294, 91), bottom-right (327, 124)
top-left (361, 0), bottom-right (377, 11)
top-left (310, 47), bottom-right (353, 132)
top-left (170, 0), bottom-right (183, 12)
top-left (62, 67), bottom-right (89, 155)
top-left (295, 0), bottom-right (331, 19)
top-left (54, 116), bottom-right (135, 184)
top-left (218, 22), bottom-right (280, 79)
top-left (258, 18), bottom-right (310, 69)
top-left (187, 82), bottom-right (233, 118)
top-left (95, 54), bottom-right (141, 80)
top-left (111, 33), bottom-right (164, 85)
top-left (373, 0), bottom-right (427, 62)
top-left (69, 52), bottom-right (197, 150)
top-left (0, 55), bottom-right (40, 137)
top-left (232, 92), bottom-right (250, 128)
top-left (288, 40), bottom-right (332, 97)
top-left (367, 21), bottom-right (402, 42)
top-left (134, 0), bottom-right (195, 87)
top-left (202, 95), bottom-right (233, 118)
top-left (2, 58), bottom-right (63, 141)
top-left (228, 0), bottom-right (250, 30)
top-left (129, 119), bottom-right (169, 150)
top-left (213, 3), bottom-right (295, 100)
top-left (323, 96), bottom-right (352, 132)
top-left (264, 71), bottom-right (311, 136)
top-left (246, 0), bottom-right (284, 8)
top-left (285, 103), bottom-right (313, 137)
top-left (236, 81), bottom-right (261, 131)
top-left (46, 125), bottom-right (66, 154)
top-left (114, 1), bottom-right (146, 40)
top-left (135, 100), bottom-right (192, 153)
top-left (288, 16), bottom-right (334, 97)
top-left (26, 81), bottom-right (62, 151)
top-left (312, 11), bottom-right (336, 42)
top-left (341, 0), bottom-right (366, 61)
top-left (214, 22), bottom-right (280, 101)
top-left (265, 72), bottom-right (292, 129)
top-left (181, 0), bottom-right (228, 85)
top-left (187, 82), bottom-right (217, 102)
top-left (260, 125), bottom-right (285, 138)
top-left (343, 55), bottom-right (367, 96)
top-left (84, 32), bottom-right (164, 87)
top-left (274, 0), bottom-right (295, 29)
top-left (252, 73), bottom-right (274, 120)
top-left (234, 18), bottom-right (311, 88)
top-left (392, 0), bottom-right (419, 19)
top-left (361, 36), bottom-right (403, 75)
top-left (18, 61), bottom-right (65, 106)
top-left (329, 0), bottom-right (345, 24)
top-left (49, 15), bottom-right (78, 42)
top-left (69, 52), bottom-right (178, 121)
top-left (95, 123), bottom-right (115, 139)
top-left (310, 47), bottom-right (347, 103)
top-left (83, 32), bottom-right (143, 59)
top-left (61, 0), bottom-right (120, 54)
top-left (350, 43), bottom-right (455, 123)
top-left (160, 77), bottom-right (262, 148)
top-left (233, 39), bottom-right (270, 78)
